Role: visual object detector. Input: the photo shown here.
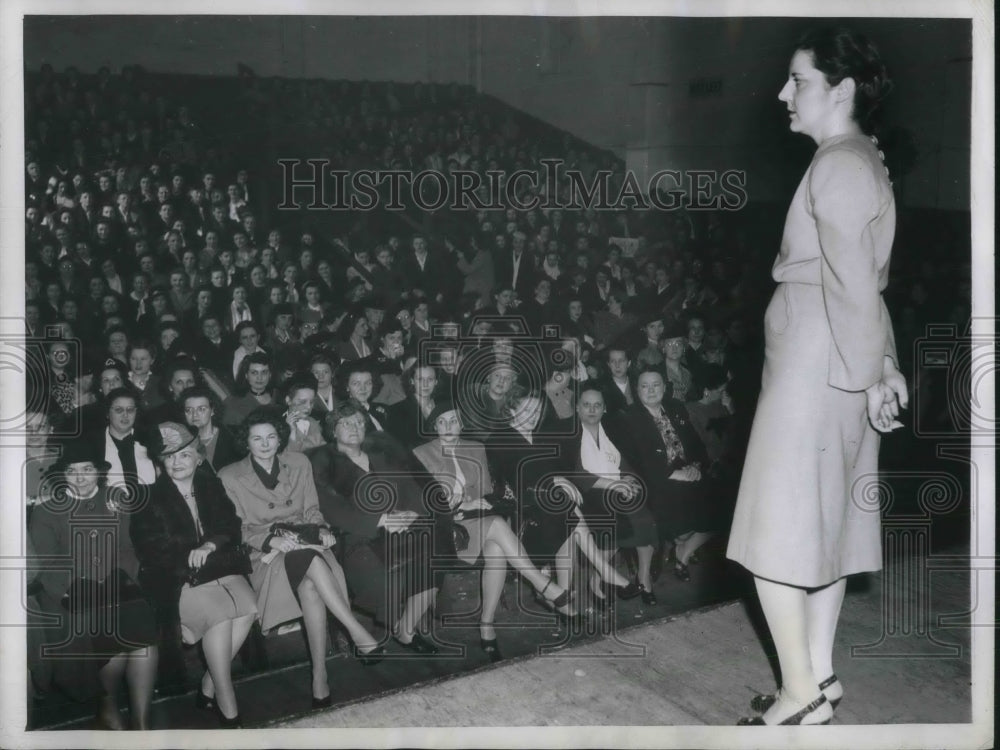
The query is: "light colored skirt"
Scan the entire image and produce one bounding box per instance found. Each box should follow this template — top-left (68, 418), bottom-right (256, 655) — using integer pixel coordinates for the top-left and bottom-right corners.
top-left (455, 513), bottom-right (504, 565)
top-left (179, 574), bottom-right (259, 644)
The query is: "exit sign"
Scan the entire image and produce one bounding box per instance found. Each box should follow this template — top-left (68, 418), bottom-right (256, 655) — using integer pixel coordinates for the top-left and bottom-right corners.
top-left (689, 78), bottom-right (723, 97)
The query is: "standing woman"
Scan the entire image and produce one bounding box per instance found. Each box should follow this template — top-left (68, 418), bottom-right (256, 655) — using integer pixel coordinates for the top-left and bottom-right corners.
top-left (131, 423), bottom-right (258, 727)
top-left (726, 28), bottom-right (906, 726)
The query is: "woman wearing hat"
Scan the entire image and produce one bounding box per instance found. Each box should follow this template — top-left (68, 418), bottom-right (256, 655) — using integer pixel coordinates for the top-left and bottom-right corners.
top-left (130, 422), bottom-right (258, 728)
top-left (308, 402), bottom-right (441, 656)
top-left (219, 408), bottom-right (384, 709)
top-left (412, 400), bottom-right (573, 661)
top-left (28, 441), bottom-right (159, 729)
top-left (660, 318), bottom-right (696, 402)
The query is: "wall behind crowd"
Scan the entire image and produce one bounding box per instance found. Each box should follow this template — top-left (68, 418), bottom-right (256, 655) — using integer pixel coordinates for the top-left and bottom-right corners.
top-left (23, 15), bottom-right (972, 209)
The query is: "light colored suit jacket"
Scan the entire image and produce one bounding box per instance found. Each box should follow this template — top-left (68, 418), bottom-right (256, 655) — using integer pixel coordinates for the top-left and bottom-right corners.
top-left (217, 451), bottom-right (327, 557)
top-left (412, 438), bottom-right (494, 505)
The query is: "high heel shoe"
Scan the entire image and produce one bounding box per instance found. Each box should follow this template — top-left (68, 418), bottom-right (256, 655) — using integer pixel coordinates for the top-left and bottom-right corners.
top-left (535, 579), bottom-right (577, 620)
top-left (195, 689), bottom-right (216, 712)
top-left (216, 709), bottom-right (242, 728)
top-left (673, 562), bottom-right (691, 582)
top-left (639, 584), bottom-right (657, 606)
top-left (312, 694), bottom-right (333, 709)
top-left (750, 675), bottom-right (841, 713)
top-left (615, 580), bottom-right (641, 600)
top-left (355, 644), bottom-right (387, 665)
top-left (479, 623), bottom-right (503, 663)
top-left (737, 693), bottom-right (831, 726)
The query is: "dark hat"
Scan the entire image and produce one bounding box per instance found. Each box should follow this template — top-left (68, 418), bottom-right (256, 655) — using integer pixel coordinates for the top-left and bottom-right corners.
top-left (426, 400), bottom-right (459, 428)
top-left (51, 440), bottom-right (112, 475)
top-left (269, 302), bottom-right (295, 325)
top-left (662, 317), bottom-right (687, 341)
top-left (639, 310), bottom-right (665, 328)
top-left (149, 421), bottom-right (198, 458)
top-left (150, 287), bottom-right (168, 300)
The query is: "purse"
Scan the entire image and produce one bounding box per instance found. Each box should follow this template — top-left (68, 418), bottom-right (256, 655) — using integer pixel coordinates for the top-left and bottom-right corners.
top-left (184, 543), bottom-right (252, 587)
top-left (269, 522), bottom-right (326, 547)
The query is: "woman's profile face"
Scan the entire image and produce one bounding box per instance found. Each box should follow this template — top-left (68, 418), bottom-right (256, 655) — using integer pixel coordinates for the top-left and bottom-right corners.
top-left (778, 49), bottom-right (841, 142)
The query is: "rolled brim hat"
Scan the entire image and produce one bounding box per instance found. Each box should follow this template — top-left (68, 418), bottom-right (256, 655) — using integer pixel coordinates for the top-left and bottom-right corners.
top-left (150, 421), bottom-right (198, 458)
top-left (50, 439), bottom-right (112, 475)
top-left (426, 400), bottom-right (459, 428)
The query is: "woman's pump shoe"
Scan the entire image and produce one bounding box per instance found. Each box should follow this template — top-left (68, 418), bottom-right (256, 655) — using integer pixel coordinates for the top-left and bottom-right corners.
top-left (615, 581), bottom-right (641, 600)
top-left (673, 562), bottom-right (691, 582)
top-left (535, 580), bottom-right (577, 620)
top-left (217, 711), bottom-right (242, 728)
top-left (195, 689), bottom-right (216, 712)
top-left (479, 624), bottom-right (503, 663)
top-left (639, 584), bottom-right (657, 606)
top-left (393, 632), bottom-right (439, 655)
top-left (311, 694), bottom-right (333, 709)
top-left (751, 675), bottom-right (841, 713)
top-left (737, 693), bottom-right (831, 726)
top-left (355, 644), bottom-right (386, 665)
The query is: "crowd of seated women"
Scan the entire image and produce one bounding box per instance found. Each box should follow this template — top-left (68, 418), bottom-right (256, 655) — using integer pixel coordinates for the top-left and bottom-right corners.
top-left (23, 61), bottom-right (968, 730)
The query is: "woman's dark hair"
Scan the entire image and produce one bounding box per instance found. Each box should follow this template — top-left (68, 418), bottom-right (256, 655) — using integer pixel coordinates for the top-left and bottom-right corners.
top-left (233, 320), bottom-right (259, 345)
top-left (796, 26), bottom-right (892, 134)
top-left (234, 351), bottom-right (272, 395)
top-left (334, 359), bottom-right (383, 402)
top-left (104, 386), bottom-right (138, 416)
top-left (179, 385), bottom-right (222, 423)
top-left (338, 309), bottom-right (366, 342)
top-left (635, 364), bottom-right (674, 400)
top-left (235, 407), bottom-right (290, 454)
top-left (693, 363), bottom-right (729, 395)
top-left (159, 357), bottom-right (203, 399)
top-left (282, 372), bottom-right (319, 401)
top-left (127, 338), bottom-right (155, 359)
